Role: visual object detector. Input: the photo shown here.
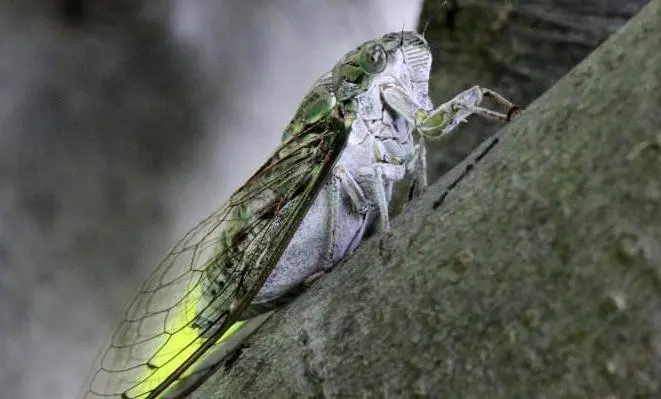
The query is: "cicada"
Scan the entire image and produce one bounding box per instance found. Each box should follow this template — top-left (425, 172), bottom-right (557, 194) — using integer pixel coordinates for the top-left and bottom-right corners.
top-left (81, 30), bottom-right (519, 399)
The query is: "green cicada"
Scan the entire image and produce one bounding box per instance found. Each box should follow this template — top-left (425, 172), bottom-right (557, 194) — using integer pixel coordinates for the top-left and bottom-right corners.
top-left (81, 30), bottom-right (518, 399)
top-left (80, 37), bottom-right (389, 399)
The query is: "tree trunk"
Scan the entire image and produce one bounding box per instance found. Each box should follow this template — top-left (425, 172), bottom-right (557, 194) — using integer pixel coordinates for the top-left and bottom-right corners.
top-left (194, 1), bottom-right (661, 397)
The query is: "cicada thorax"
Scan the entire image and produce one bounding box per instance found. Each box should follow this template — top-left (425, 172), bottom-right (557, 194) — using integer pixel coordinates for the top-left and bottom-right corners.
top-left (281, 73), bottom-right (336, 142)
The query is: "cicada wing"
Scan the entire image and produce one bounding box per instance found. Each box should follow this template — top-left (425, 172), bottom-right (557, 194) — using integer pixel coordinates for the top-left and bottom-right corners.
top-left (157, 311), bottom-right (274, 399)
top-left (81, 105), bottom-right (351, 399)
top-left (80, 204), bottom-right (242, 399)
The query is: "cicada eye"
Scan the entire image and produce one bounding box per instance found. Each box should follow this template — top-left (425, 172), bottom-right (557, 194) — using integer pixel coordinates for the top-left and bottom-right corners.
top-left (360, 43), bottom-right (387, 74)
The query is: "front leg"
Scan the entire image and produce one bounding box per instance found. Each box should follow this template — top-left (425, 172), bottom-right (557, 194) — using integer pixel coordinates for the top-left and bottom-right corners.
top-left (321, 165), bottom-right (374, 271)
top-left (381, 84), bottom-right (519, 140)
top-left (355, 162), bottom-right (406, 232)
top-left (301, 163), bottom-right (382, 289)
top-left (407, 137), bottom-right (428, 196)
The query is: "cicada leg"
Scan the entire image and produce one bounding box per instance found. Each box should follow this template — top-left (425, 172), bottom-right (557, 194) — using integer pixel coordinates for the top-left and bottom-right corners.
top-left (380, 84), bottom-right (519, 140)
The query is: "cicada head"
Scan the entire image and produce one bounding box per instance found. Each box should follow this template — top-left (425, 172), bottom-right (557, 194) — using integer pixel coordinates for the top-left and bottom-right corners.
top-left (379, 30), bottom-right (432, 84)
top-left (331, 40), bottom-right (387, 101)
top-left (373, 30), bottom-right (433, 111)
top-left (332, 30), bottom-right (432, 108)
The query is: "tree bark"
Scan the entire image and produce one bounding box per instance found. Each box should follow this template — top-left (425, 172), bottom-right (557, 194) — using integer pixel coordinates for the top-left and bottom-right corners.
top-left (194, 0), bottom-right (661, 398)
top-left (420, 0), bottom-right (650, 180)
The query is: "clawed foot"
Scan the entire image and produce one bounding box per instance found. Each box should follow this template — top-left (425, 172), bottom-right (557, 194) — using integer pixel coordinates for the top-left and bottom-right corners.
top-left (506, 105), bottom-right (522, 121)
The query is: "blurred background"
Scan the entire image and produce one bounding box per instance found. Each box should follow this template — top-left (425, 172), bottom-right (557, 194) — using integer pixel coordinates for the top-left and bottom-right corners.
top-left (0, 0), bottom-right (648, 398)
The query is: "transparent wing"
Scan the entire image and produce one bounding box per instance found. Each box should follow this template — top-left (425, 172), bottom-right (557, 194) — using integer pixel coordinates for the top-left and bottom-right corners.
top-left (81, 105), bottom-right (350, 399)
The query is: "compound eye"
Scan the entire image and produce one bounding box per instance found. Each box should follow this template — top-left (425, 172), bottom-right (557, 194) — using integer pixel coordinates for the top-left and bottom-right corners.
top-left (361, 43), bottom-right (387, 74)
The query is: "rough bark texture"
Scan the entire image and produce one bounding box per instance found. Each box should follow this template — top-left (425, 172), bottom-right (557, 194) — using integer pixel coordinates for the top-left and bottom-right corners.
top-left (420, 0), bottom-right (649, 181)
top-left (194, 1), bottom-right (661, 398)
